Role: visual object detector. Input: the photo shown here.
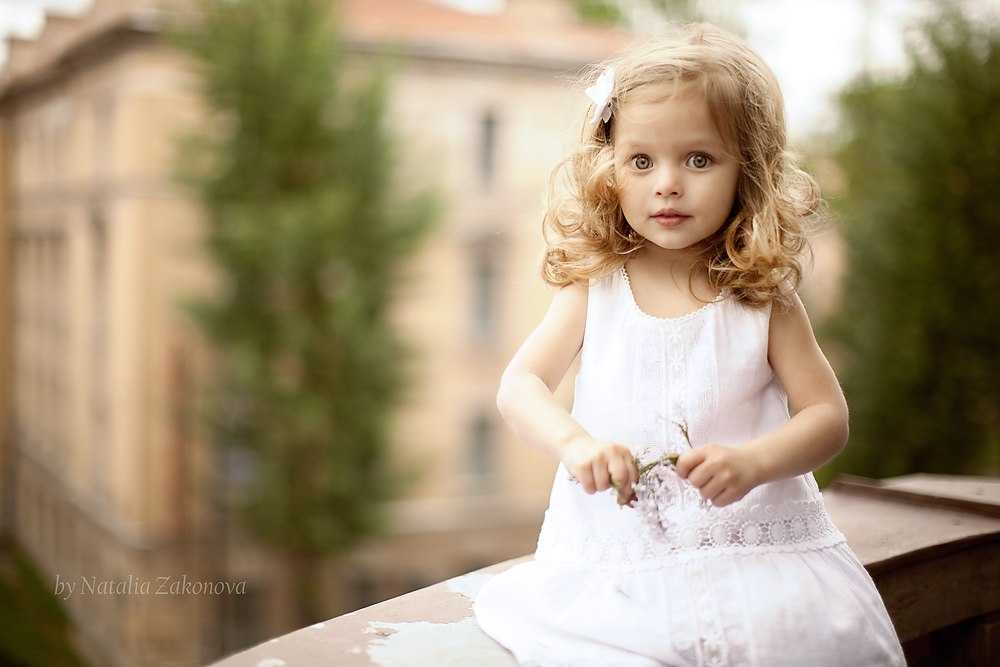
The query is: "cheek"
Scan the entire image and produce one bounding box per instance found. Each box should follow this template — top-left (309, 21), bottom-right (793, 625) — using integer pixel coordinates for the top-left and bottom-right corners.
top-left (613, 167), bottom-right (633, 196)
top-left (718, 180), bottom-right (741, 227)
top-left (700, 177), bottom-right (739, 230)
top-left (616, 181), bottom-right (632, 201)
top-left (615, 180), bottom-right (640, 210)
top-left (714, 173), bottom-right (740, 211)
top-left (724, 184), bottom-right (739, 212)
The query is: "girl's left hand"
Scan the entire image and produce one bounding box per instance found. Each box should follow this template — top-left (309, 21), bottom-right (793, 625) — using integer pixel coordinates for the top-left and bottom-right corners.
top-left (675, 445), bottom-right (761, 507)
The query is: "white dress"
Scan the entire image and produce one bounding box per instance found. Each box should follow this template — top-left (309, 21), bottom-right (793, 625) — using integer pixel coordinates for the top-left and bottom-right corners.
top-left (474, 268), bottom-right (905, 667)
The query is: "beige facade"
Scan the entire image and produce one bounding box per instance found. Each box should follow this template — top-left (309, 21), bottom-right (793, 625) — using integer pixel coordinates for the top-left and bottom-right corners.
top-left (0, 1), bottom-right (629, 665)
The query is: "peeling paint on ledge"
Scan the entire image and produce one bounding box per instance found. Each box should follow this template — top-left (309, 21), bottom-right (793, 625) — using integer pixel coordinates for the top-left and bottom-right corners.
top-left (444, 571), bottom-right (495, 600)
top-left (207, 557), bottom-right (530, 667)
top-left (365, 617), bottom-right (510, 666)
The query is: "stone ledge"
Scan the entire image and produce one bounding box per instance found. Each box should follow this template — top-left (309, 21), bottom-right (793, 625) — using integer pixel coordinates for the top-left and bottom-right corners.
top-left (210, 474), bottom-right (1000, 667)
top-left (211, 559), bottom-right (523, 667)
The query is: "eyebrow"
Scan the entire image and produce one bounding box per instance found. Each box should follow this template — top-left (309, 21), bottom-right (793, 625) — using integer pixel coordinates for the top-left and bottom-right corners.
top-left (615, 135), bottom-right (729, 152)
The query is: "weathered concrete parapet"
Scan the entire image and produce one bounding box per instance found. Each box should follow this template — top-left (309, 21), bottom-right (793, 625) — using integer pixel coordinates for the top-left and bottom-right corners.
top-left (211, 474), bottom-right (1000, 667)
top-left (210, 559), bottom-right (522, 666)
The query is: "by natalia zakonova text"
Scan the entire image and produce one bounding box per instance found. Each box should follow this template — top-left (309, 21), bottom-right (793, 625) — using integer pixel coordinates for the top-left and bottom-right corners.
top-left (54, 574), bottom-right (247, 600)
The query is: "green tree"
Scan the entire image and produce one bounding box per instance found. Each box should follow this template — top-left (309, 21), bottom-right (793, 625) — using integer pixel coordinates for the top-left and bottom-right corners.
top-left (821, 7), bottom-right (1000, 483)
top-left (0, 540), bottom-right (85, 667)
top-left (571, 0), bottom-right (700, 25)
top-left (173, 0), bottom-right (433, 624)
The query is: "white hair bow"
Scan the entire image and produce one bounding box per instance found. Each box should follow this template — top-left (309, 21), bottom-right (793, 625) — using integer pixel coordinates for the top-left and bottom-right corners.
top-left (585, 67), bottom-right (615, 125)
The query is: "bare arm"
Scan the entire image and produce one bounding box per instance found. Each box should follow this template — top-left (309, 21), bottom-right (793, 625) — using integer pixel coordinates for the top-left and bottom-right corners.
top-left (746, 294), bottom-right (850, 479)
top-left (676, 294), bottom-right (849, 505)
top-left (497, 284), bottom-right (638, 498)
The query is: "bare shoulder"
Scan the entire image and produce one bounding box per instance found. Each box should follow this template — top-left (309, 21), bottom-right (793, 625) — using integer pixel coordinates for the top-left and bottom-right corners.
top-left (546, 281), bottom-right (589, 323)
top-left (768, 293), bottom-right (815, 343)
top-left (504, 282), bottom-right (589, 392)
top-left (533, 281), bottom-right (589, 356)
top-left (767, 293), bottom-right (845, 413)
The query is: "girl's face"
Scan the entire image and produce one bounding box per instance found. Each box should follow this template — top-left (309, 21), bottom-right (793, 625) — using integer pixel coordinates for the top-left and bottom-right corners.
top-left (613, 87), bottom-right (740, 258)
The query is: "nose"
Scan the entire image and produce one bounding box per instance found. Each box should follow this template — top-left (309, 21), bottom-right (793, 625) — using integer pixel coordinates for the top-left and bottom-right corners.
top-left (655, 165), bottom-right (682, 197)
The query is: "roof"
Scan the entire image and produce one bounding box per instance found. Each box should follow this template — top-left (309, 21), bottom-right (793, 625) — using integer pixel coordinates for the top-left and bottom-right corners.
top-left (341, 0), bottom-right (631, 70)
top-left (0, 0), bottom-right (633, 98)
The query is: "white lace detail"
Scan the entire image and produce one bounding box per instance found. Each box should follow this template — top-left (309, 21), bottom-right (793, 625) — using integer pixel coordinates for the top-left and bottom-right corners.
top-left (620, 266), bottom-right (723, 324)
top-left (690, 558), bottom-right (756, 667)
top-left (535, 495), bottom-right (846, 572)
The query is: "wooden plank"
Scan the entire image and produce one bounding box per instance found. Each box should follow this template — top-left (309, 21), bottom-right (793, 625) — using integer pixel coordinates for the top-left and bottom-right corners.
top-left (832, 474), bottom-right (1000, 519)
top-left (872, 539), bottom-right (1000, 642)
top-left (824, 479), bottom-right (1000, 644)
top-left (823, 486), bottom-right (1000, 570)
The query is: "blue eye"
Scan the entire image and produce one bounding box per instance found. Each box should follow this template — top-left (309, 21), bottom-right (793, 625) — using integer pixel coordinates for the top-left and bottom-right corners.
top-left (687, 153), bottom-right (711, 169)
top-left (630, 155), bottom-right (652, 170)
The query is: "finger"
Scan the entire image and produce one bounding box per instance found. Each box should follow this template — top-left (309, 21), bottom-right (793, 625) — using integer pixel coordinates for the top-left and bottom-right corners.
top-left (628, 454), bottom-right (641, 504)
top-left (575, 467), bottom-right (596, 494)
top-left (608, 456), bottom-right (635, 505)
top-left (685, 457), bottom-right (718, 490)
top-left (714, 486), bottom-right (749, 508)
top-left (614, 482), bottom-right (634, 506)
top-left (711, 489), bottom-right (734, 507)
top-left (686, 465), bottom-right (707, 490)
top-left (627, 455), bottom-right (640, 490)
top-left (674, 448), bottom-right (705, 478)
top-left (623, 450), bottom-right (639, 484)
top-left (592, 460), bottom-right (611, 492)
top-left (608, 455), bottom-right (632, 491)
top-left (699, 477), bottom-right (727, 502)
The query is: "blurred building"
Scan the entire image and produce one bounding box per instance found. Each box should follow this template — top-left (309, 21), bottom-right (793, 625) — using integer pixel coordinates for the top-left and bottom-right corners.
top-left (0, 0), bottom-right (629, 665)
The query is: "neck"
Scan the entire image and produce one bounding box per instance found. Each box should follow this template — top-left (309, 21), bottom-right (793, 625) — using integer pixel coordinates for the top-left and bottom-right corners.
top-left (633, 244), bottom-right (703, 278)
top-left (629, 245), bottom-right (715, 301)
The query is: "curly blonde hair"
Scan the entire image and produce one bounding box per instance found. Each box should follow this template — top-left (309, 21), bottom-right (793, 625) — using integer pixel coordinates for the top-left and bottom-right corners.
top-left (542, 23), bottom-right (820, 307)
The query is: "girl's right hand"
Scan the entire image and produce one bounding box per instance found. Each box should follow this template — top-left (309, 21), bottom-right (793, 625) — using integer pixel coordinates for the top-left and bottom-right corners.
top-left (562, 437), bottom-right (639, 502)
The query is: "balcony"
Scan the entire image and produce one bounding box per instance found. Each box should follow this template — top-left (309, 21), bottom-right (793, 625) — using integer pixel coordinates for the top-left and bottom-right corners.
top-left (210, 474), bottom-right (1000, 667)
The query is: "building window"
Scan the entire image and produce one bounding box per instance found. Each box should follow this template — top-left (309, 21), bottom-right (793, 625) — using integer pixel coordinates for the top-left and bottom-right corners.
top-left (469, 236), bottom-right (501, 344)
top-left (479, 110), bottom-right (497, 190)
top-left (89, 213), bottom-right (110, 500)
top-left (48, 233), bottom-right (66, 460)
top-left (223, 586), bottom-right (260, 653)
top-left (94, 93), bottom-right (115, 180)
top-left (468, 408), bottom-right (496, 491)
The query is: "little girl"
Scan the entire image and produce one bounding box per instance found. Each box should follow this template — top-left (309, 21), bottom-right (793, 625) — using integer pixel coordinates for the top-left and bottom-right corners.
top-left (474, 23), bottom-right (906, 667)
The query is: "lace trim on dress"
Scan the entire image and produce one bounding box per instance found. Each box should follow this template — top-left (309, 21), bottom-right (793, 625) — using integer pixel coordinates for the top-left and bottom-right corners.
top-left (535, 497), bottom-right (846, 572)
top-left (620, 266), bottom-right (724, 324)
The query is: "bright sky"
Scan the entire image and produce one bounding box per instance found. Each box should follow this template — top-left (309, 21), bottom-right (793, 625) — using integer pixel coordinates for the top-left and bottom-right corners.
top-left (0, 0), bottom-right (991, 138)
top-left (0, 0), bottom-right (92, 66)
top-left (740, 0), bottom-right (918, 138)
top-left (0, 0), bottom-right (91, 36)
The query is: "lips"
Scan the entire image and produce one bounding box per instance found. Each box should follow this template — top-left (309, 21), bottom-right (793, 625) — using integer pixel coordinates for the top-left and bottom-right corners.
top-left (651, 208), bottom-right (690, 228)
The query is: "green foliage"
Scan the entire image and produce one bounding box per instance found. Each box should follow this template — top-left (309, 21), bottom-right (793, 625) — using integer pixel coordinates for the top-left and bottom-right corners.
top-left (0, 540), bottom-right (85, 667)
top-left (821, 8), bottom-right (1000, 482)
top-left (571, 0), bottom-right (626, 24)
top-left (570, 0), bottom-right (699, 25)
top-left (645, 0), bottom-right (700, 22)
top-left (173, 0), bottom-right (433, 562)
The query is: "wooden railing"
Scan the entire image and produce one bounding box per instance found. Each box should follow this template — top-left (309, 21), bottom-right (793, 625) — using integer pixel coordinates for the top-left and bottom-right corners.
top-left (210, 474), bottom-right (1000, 667)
